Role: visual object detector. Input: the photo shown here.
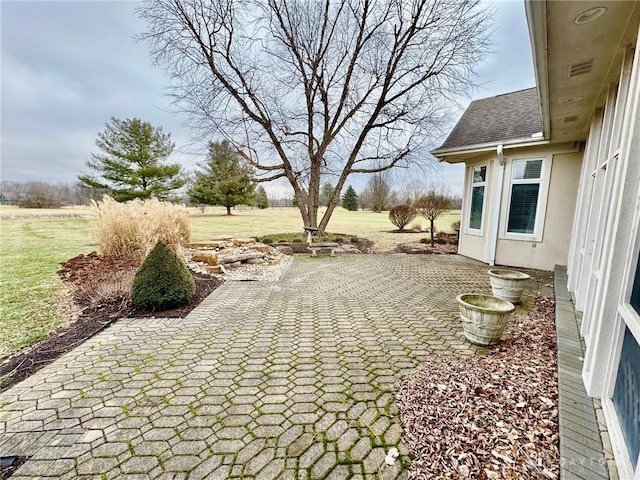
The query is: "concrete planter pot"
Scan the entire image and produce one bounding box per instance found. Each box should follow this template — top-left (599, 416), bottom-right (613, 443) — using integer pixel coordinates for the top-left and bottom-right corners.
top-left (487, 269), bottom-right (530, 304)
top-left (456, 294), bottom-right (515, 346)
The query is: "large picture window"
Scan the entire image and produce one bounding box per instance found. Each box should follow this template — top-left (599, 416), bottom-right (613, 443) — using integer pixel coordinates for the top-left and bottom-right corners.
top-left (507, 159), bottom-right (543, 234)
top-left (469, 165), bottom-right (486, 231)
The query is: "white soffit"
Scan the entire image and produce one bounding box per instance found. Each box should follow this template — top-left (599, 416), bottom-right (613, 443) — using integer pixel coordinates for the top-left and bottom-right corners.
top-left (529, 1), bottom-right (639, 143)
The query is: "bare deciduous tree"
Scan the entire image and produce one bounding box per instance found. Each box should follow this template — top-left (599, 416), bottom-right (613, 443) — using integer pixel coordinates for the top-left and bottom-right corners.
top-left (414, 190), bottom-right (452, 246)
top-left (138, 0), bottom-right (492, 232)
top-left (361, 171), bottom-right (394, 212)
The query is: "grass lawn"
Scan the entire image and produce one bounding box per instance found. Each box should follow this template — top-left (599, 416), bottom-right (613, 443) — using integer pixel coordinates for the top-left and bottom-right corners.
top-left (190, 205), bottom-right (461, 238)
top-left (0, 217), bottom-right (95, 357)
top-left (0, 205), bottom-right (460, 357)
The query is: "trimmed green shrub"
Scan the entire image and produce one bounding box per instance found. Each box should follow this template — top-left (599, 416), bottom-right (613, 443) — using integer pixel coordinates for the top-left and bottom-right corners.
top-left (131, 240), bottom-right (196, 310)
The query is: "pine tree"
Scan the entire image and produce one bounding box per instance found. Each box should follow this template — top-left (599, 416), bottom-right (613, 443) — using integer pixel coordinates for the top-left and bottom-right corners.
top-left (78, 117), bottom-right (186, 202)
top-left (342, 185), bottom-right (358, 211)
top-left (254, 186), bottom-right (269, 209)
top-left (188, 140), bottom-right (255, 215)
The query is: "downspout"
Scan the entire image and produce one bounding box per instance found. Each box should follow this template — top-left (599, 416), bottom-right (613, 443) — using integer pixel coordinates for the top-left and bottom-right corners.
top-left (488, 144), bottom-right (505, 266)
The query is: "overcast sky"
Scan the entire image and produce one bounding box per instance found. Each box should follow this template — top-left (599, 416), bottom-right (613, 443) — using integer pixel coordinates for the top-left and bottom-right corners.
top-left (1, 0), bottom-right (534, 196)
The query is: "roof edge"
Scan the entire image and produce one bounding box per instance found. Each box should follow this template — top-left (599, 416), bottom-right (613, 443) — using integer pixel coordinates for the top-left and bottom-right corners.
top-left (525, 0), bottom-right (550, 140)
top-left (431, 137), bottom-right (549, 160)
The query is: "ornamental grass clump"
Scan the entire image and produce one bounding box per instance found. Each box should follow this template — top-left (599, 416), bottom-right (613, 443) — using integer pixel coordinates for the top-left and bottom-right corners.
top-left (131, 240), bottom-right (195, 310)
top-left (91, 196), bottom-right (190, 260)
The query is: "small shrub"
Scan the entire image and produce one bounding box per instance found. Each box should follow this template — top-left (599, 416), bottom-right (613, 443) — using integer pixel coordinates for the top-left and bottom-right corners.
top-left (389, 204), bottom-right (417, 231)
top-left (91, 196), bottom-right (190, 260)
top-left (131, 241), bottom-right (196, 310)
top-left (410, 218), bottom-right (423, 231)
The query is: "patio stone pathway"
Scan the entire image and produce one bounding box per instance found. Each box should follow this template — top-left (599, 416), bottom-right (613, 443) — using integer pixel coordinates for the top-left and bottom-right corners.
top-left (0, 255), bottom-right (548, 479)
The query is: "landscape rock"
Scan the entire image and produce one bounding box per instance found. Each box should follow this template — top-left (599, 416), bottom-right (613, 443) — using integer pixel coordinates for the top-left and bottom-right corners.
top-left (252, 243), bottom-right (272, 254)
top-left (233, 237), bottom-right (257, 246)
top-left (191, 253), bottom-right (219, 265)
top-left (187, 241), bottom-right (227, 249)
top-left (185, 237), bottom-right (291, 281)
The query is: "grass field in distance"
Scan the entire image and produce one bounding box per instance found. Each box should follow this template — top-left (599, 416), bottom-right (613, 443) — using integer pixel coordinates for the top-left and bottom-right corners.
top-left (0, 205), bottom-right (461, 357)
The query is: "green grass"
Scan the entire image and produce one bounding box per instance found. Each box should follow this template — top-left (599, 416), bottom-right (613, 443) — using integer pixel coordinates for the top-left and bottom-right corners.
top-left (190, 206), bottom-right (461, 237)
top-left (0, 205), bottom-right (460, 358)
top-left (0, 218), bottom-right (95, 356)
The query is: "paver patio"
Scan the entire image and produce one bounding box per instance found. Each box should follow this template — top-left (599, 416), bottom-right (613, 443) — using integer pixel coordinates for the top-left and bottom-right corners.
top-left (0, 255), bottom-right (548, 479)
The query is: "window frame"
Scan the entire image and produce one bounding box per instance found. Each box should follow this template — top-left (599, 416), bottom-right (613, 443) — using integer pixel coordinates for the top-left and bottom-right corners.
top-left (500, 155), bottom-right (552, 242)
top-left (466, 163), bottom-right (487, 236)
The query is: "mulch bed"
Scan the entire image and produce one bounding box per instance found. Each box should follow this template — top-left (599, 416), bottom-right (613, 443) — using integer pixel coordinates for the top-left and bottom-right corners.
top-left (395, 243), bottom-right (458, 254)
top-left (396, 296), bottom-right (559, 479)
top-left (0, 252), bottom-right (222, 394)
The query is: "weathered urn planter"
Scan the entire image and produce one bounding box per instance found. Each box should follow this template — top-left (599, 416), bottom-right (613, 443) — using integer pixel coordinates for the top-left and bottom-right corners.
top-left (487, 268), bottom-right (530, 304)
top-left (456, 294), bottom-right (515, 346)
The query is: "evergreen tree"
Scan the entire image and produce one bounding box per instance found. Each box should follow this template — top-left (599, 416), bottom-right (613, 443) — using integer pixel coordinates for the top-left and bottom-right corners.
top-left (189, 140), bottom-right (255, 215)
top-left (320, 182), bottom-right (336, 207)
top-left (131, 240), bottom-right (195, 310)
top-left (254, 186), bottom-right (269, 209)
top-left (78, 117), bottom-right (186, 202)
top-left (342, 185), bottom-right (358, 211)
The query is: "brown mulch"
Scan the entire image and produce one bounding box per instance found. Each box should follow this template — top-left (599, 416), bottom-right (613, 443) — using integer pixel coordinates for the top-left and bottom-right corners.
top-left (395, 242), bottom-right (458, 254)
top-left (396, 297), bottom-right (559, 479)
top-left (0, 252), bottom-right (222, 394)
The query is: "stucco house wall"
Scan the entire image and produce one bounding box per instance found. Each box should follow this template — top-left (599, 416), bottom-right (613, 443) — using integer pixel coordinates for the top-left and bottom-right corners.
top-left (438, 2), bottom-right (640, 474)
top-left (495, 150), bottom-right (582, 270)
top-left (457, 147), bottom-right (582, 271)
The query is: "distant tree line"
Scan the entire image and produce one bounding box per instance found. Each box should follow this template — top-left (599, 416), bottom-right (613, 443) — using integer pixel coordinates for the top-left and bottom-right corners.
top-left (0, 180), bottom-right (103, 208)
top-left (4, 117), bottom-right (462, 212)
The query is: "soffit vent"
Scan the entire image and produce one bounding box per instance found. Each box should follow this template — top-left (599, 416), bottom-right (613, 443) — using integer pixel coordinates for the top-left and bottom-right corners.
top-left (569, 60), bottom-right (594, 77)
top-left (564, 115), bottom-right (579, 123)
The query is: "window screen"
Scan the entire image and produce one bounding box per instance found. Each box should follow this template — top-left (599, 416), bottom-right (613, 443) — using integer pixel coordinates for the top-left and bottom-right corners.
top-left (469, 166), bottom-right (486, 230)
top-left (508, 184), bottom-right (539, 234)
top-left (612, 327), bottom-right (640, 468)
top-left (507, 159), bottom-right (542, 235)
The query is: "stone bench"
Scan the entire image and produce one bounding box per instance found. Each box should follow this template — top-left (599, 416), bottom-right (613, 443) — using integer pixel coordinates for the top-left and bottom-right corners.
top-left (309, 242), bottom-right (339, 257)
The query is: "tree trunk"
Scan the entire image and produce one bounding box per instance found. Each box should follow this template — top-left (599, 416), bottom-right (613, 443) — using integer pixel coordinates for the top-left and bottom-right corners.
top-left (226, 205), bottom-right (232, 215)
top-left (430, 219), bottom-right (435, 247)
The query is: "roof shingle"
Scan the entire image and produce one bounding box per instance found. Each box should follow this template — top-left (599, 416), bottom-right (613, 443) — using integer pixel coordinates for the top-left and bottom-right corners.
top-left (434, 87), bottom-right (541, 152)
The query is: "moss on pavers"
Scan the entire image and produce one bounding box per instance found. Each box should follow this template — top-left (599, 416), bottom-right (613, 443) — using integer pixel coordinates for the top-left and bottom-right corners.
top-left (0, 255), bottom-right (550, 479)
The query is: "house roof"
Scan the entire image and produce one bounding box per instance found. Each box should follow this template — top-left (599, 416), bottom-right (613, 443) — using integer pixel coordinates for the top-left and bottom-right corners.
top-left (432, 88), bottom-right (542, 156)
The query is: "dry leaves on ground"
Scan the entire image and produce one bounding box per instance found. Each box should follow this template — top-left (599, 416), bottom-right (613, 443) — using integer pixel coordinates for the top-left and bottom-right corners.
top-left (397, 297), bottom-right (558, 479)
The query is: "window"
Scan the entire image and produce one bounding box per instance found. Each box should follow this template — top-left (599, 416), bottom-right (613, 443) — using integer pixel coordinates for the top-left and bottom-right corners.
top-left (469, 165), bottom-right (486, 231)
top-left (507, 159), bottom-right (543, 234)
top-left (612, 326), bottom-right (640, 469)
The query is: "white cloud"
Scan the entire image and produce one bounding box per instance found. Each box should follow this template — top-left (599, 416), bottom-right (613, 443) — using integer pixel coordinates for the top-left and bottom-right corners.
top-left (1, 0), bottom-right (533, 197)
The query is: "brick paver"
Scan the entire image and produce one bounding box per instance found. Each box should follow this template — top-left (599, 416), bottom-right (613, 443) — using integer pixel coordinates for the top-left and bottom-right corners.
top-left (0, 255), bottom-right (546, 479)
